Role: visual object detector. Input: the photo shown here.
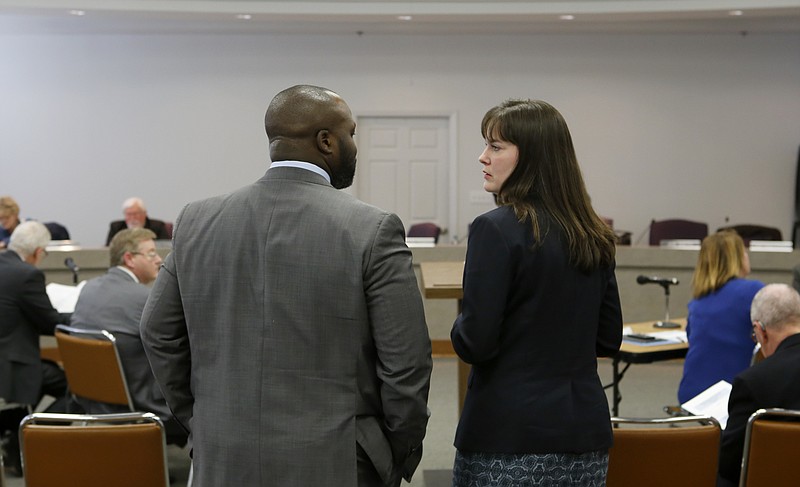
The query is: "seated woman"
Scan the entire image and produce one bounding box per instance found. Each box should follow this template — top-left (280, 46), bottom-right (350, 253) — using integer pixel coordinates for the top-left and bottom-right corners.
top-left (678, 230), bottom-right (764, 403)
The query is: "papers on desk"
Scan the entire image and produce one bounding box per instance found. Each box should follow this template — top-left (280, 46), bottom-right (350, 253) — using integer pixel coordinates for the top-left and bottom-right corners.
top-left (46, 281), bottom-right (86, 313)
top-left (681, 380), bottom-right (732, 429)
top-left (622, 328), bottom-right (687, 346)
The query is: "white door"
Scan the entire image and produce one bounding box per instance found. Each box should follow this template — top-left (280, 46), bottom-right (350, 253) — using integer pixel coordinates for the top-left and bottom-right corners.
top-left (355, 116), bottom-right (451, 237)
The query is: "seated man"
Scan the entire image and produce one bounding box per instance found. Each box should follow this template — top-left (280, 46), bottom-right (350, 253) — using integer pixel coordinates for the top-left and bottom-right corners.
top-left (717, 283), bottom-right (800, 486)
top-left (105, 197), bottom-right (170, 245)
top-left (0, 195), bottom-right (22, 249)
top-left (0, 221), bottom-right (70, 474)
top-left (71, 228), bottom-right (186, 445)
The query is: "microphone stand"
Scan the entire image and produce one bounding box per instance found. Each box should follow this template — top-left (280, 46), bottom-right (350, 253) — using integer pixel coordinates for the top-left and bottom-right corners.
top-left (655, 282), bottom-right (681, 328)
top-left (64, 258), bottom-right (80, 285)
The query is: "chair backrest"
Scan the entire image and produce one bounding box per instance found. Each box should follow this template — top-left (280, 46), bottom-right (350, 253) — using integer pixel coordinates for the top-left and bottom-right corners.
top-left (407, 222), bottom-right (442, 243)
top-left (717, 224), bottom-right (783, 245)
top-left (163, 221), bottom-right (174, 239)
top-left (55, 325), bottom-right (134, 409)
top-left (607, 415), bottom-right (721, 487)
top-left (740, 408), bottom-right (800, 487)
top-left (43, 221), bottom-right (70, 241)
top-left (20, 412), bottom-right (169, 487)
top-left (649, 219), bottom-right (709, 246)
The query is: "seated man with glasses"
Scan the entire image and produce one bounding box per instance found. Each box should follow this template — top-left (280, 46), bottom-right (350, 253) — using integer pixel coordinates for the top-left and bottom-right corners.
top-left (717, 283), bottom-right (800, 486)
top-left (70, 228), bottom-right (187, 446)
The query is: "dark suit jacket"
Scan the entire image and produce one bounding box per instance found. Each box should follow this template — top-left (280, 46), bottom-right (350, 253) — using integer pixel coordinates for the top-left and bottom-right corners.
top-left (451, 207), bottom-right (623, 453)
top-left (141, 167), bottom-right (432, 486)
top-left (105, 217), bottom-right (170, 245)
top-left (0, 250), bottom-right (70, 405)
top-left (717, 332), bottom-right (800, 485)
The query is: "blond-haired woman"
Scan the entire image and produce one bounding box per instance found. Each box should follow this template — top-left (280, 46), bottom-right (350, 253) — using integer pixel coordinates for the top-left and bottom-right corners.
top-left (677, 230), bottom-right (764, 403)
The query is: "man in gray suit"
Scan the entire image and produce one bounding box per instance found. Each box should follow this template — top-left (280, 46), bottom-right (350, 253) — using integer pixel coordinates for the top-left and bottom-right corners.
top-left (69, 228), bottom-right (187, 445)
top-left (141, 85), bottom-right (432, 486)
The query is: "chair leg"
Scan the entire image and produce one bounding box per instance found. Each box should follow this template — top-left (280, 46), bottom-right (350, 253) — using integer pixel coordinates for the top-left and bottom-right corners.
top-left (0, 407), bottom-right (28, 477)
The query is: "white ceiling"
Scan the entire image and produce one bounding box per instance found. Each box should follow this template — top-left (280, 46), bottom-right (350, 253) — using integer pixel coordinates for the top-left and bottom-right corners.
top-left (1, 0), bottom-right (799, 35)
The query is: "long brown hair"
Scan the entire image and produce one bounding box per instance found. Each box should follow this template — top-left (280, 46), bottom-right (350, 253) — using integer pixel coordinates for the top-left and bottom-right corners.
top-left (691, 230), bottom-right (748, 298)
top-left (482, 99), bottom-right (615, 272)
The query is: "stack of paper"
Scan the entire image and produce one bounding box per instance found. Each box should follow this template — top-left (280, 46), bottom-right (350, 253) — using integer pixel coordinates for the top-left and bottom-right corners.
top-left (621, 328), bottom-right (687, 346)
top-left (45, 281), bottom-right (86, 313)
top-left (681, 380), bottom-right (732, 429)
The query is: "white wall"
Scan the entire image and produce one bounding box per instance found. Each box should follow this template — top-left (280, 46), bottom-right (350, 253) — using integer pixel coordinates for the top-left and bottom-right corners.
top-left (1, 31), bottom-right (798, 246)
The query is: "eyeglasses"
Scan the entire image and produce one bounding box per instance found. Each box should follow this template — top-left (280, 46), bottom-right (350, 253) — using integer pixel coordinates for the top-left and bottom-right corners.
top-left (131, 250), bottom-right (159, 260)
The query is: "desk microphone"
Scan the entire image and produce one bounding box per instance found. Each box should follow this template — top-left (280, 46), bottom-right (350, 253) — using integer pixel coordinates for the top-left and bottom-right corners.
top-left (64, 257), bottom-right (80, 284)
top-left (637, 275), bottom-right (681, 328)
top-left (636, 275), bottom-right (679, 286)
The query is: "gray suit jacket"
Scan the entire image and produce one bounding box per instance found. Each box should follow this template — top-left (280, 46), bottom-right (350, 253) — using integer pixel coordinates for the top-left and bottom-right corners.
top-left (141, 167), bottom-right (432, 486)
top-left (70, 267), bottom-right (171, 418)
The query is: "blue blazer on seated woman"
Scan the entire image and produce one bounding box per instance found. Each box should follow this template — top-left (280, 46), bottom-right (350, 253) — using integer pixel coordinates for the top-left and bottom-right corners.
top-left (677, 231), bottom-right (764, 404)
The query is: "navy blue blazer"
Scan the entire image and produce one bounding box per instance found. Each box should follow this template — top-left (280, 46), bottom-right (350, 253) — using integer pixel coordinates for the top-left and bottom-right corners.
top-left (451, 207), bottom-right (623, 454)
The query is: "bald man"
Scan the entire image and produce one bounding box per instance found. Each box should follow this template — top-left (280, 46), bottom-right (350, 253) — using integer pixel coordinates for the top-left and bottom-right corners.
top-left (717, 283), bottom-right (800, 486)
top-left (141, 85), bottom-right (432, 486)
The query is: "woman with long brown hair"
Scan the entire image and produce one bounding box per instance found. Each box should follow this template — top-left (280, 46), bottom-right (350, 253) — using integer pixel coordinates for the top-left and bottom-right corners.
top-left (451, 99), bottom-right (622, 486)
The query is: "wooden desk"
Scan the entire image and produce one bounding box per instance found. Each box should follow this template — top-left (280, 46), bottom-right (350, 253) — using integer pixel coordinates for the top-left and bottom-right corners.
top-left (419, 261), bottom-right (464, 299)
top-left (419, 261), bottom-right (468, 412)
top-left (610, 318), bottom-right (688, 416)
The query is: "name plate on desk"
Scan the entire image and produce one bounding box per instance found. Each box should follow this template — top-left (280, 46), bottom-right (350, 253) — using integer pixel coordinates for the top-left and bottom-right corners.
top-left (659, 239), bottom-right (702, 250)
top-left (46, 240), bottom-right (81, 251)
top-left (749, 240), bottom-right (793, 252)
top-left (406, 237), bottom-right (436, 248)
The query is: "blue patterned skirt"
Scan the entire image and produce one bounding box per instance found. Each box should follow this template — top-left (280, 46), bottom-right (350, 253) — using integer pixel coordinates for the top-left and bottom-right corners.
top-left (452, 449), bottom-right (608, 487)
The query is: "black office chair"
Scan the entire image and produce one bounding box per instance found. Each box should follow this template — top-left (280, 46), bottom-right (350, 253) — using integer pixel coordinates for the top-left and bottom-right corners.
top-left (717, 224), bottom-right (782, 246)
top-left (43, 221), bottom-right (70, 241)
top-left (407, 222), bottom-right (442, 243)
top-left (649, 219), bottom-right (708, 246)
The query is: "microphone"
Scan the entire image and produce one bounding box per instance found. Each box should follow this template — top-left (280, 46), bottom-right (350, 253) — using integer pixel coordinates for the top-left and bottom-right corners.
top-left (636, 275), bottom-right (679, 286)
top-left (64, 257), bottom-right (80, 284)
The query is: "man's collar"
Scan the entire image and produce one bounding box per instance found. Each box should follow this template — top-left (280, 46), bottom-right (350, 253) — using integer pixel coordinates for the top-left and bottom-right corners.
top-left (6, 249), bottom-right (24, 262)
top-left (115, 265), bottom-right (140, 283)
top-left (269, 160), bottom-right (331, 184)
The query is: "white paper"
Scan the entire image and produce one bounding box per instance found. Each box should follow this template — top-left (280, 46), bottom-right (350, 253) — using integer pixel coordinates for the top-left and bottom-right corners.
top-left (649, 330), bottom-right (688, 343)
top-left (45, 281), bottom-right (86, 313)
top-left (681, 380), bottom-right (732, 429)
top-left (622, 330), bottom-right (687, 346)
